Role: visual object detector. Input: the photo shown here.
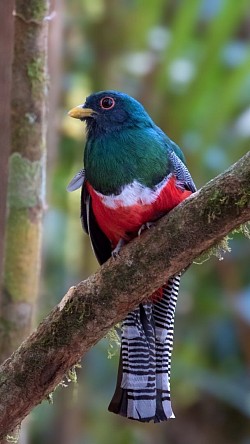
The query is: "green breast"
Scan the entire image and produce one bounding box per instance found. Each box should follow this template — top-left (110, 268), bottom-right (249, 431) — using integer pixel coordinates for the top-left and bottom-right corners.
top-left (84, 127), bottom-right (170, 195)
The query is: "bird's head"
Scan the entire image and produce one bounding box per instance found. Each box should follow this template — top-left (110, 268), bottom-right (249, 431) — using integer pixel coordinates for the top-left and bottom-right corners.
top-left (68, 90), bottom-right (153, 135)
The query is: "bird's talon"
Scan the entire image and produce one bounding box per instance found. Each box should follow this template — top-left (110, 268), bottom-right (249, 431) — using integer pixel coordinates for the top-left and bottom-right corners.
top-left (111, 249), bottom-right (120, 258)
top-left (138, 222), bottom-right (155, 236)
top-left (111, 239), bottom-right (125, 258)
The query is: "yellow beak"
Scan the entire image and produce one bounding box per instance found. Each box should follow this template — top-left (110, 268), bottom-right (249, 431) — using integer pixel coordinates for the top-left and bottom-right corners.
top-left (68, 106), bottom-right (95, 119)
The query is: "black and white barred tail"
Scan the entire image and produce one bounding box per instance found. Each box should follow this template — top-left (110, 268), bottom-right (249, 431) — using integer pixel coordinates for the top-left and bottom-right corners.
top-left (108, 274), bottom-right (181, 422)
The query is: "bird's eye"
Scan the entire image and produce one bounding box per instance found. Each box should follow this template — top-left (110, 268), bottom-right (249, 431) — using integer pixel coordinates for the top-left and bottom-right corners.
top-left (100, 97), bottom-right (115, 110)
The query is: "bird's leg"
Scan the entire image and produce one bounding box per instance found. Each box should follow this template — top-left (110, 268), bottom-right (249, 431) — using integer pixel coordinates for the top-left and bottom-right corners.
top-left (138, 221), bottom-right (155, 236)
top-left (111, 238), bottom-right (126, 258)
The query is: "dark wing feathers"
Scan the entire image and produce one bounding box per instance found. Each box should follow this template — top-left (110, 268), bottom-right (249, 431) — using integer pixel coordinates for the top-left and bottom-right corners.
top-left (81, 185), bottom-right (112, 265)
top-left (67, 169), bottom-right (112, 264)
top-left (80, 184), bottom-right (89, 234)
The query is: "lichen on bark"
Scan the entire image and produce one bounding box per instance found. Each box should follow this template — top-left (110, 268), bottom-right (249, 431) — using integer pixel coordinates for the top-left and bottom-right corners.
top-left (7, 153), bottom-right (45, 209)
top-left (4, 209), bottom-right (42, 302)
top-left (27, 57), bottom-right (46, 98)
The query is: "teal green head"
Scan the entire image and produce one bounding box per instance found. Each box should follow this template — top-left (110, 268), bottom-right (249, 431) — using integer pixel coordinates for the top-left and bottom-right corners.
top-left (68, 90), bottom-right (185, 194)
top-left (68, 90), bottom-right (155, 136)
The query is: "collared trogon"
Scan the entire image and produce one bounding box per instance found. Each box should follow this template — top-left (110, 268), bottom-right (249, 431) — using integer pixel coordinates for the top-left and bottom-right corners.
top-left (67, 91), bottom-right (196, 423)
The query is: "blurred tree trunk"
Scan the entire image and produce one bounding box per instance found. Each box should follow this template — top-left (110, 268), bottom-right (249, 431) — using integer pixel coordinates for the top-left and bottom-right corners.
top-left (0, 0), bottom-right (49, 443)
top-left (0, 0), bottom-right (50, 364)
top-left (0, 1), bottom-right (15, 293)
top-left (0, 2), bottom-right (50, 441)
top-left (0, 6), bottom-right (15, 442)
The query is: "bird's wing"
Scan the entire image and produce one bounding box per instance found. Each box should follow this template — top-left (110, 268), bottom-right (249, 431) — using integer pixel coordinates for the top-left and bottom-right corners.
top-left (81, 185), bottom-right (112, 265)
top-left (67, 169), bottom-right (112, 265)
top-left (67, 168), bottom-right (85, 192)
top-left (168, 149), bottom-right (197, 193)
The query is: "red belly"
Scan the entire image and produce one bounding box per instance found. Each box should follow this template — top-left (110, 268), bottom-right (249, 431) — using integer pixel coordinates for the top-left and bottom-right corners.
top-left (87, 176), bottom-right (191, 246)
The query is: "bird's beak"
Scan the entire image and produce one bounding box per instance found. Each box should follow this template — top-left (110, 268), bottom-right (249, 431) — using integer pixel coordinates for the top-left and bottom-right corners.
top-left (68, 106), bottom-right (95, 119)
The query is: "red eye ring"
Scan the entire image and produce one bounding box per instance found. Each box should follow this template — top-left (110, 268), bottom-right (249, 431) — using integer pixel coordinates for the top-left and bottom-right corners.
top-left (100, 96), bottom-right (115, 110)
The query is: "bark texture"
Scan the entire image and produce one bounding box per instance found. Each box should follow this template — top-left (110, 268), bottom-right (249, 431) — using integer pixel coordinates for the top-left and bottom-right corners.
top-left (0, 0), bottom-right (50, 362)
top-left (0, 152), bottom-right (249, 439)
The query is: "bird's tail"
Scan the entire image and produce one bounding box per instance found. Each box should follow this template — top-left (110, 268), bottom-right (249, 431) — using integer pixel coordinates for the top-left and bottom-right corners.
top-left (108, 274), bottom-right (181, 422)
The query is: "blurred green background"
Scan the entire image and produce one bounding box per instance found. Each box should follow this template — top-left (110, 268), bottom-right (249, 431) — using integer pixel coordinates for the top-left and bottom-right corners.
top-left (29, 0), bottom-right (250, 443)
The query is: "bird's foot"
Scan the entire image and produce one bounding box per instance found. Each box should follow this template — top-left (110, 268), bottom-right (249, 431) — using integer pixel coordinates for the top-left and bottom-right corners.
top-left (111, 238), bottom-right (126, 258)
top-left (138, 221), bottom-right (155, 236)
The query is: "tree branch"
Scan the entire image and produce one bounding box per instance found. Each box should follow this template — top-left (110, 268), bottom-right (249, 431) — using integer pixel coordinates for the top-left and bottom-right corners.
top-left (0, 152), bottom-right (249, 438)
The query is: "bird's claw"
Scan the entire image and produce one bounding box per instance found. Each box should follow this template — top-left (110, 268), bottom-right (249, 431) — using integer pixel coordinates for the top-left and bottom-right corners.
top-left (138, 222), bottom-right (155, 236)
top-left (111, 239), bottom-right (125, 258)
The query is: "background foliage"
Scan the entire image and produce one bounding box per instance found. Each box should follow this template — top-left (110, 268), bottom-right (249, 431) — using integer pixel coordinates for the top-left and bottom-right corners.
top-left (30, 0), bottom-right (250, 442)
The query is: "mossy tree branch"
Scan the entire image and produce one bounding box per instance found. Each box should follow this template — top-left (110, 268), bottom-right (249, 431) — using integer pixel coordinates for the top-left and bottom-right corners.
top-left (0, 152), bottom-right (250, 439)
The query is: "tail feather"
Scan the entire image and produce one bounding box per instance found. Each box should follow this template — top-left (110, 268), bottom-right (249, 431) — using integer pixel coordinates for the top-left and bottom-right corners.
top-left (154, 274), bottom-right (181, 420)
top-left (108, 274), bottom-right (181, 422)
top-left (121, 304), bottom-right (156, 420)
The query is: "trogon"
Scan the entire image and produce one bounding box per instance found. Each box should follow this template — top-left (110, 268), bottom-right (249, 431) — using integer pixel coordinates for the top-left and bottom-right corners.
top-left (67, 91), bottom-right (196, 423)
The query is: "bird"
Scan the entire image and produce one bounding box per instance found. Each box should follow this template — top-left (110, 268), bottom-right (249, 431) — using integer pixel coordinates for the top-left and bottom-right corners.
top-left (67, 90), bottom-right (196, 423)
